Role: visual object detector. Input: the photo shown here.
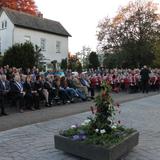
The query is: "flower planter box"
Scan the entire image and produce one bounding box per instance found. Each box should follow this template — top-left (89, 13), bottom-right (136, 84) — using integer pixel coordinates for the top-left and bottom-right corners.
top-left (54, 131), bottom-right (139, 160)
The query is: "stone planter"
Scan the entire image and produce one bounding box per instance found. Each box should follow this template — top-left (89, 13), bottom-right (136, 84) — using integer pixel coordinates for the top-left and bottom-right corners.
top-left (54, 131), bottom-right (139, 160)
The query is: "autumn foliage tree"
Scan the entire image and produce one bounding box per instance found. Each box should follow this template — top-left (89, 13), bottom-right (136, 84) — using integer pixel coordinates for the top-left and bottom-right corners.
top-left (68, 54), bottom-right (82, 72)
top-left (0, 0), bottom-right (40, 16)
top-left (97, 0), bottom-right (160, 68)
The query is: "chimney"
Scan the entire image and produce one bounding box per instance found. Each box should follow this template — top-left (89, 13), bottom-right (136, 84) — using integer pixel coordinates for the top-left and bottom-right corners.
top-left (37, 12), bottom-right (43, 18)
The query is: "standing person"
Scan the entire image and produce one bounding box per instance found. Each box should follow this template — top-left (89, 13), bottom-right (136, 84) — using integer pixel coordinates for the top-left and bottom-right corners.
top-left (140, 65), bottom-right (151, 93)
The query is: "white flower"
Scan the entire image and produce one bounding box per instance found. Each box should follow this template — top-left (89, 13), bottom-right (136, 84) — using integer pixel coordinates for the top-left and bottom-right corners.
top-left (111, 123), bottom-right (117, 129)
top-left (81, 122), bottom-right (86, 126)
top-left (84, 119), bottom-right (91, 124)
top-left (95, 129), bottom-right (99, 133)
top-left (100, 129), bottom-right (106, 134)
top-left (71, 125), bottom-right (77, 129)
top-left (111, 125), bottom-right (117, 129)
top-left (108, 104), bottom-right (111, 108)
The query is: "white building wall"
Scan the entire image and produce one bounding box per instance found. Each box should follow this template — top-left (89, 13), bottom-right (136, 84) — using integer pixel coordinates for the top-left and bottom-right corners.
top-left (0, 11), bottom-right (14, 54)
top-left (13, 27), bottom-right (69, 63)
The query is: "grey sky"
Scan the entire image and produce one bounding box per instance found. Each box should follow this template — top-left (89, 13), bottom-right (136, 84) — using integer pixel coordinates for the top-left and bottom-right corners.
top-left (35, 0), bottom-right (159, 53)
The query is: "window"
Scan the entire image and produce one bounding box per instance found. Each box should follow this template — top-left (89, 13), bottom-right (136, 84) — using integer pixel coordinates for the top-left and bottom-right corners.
top-left (56, 41), bottom-right (61, 53)
top-left (1, 21), bottom-right (7, 29)
top-left (1, 22), bottom-right (4, 29)
top-left (40, 38), bottom-right (46, 51)
top-left (24, 36), bottom-right (31, 42)
top-left (4, 21), bottom-right (7, 28)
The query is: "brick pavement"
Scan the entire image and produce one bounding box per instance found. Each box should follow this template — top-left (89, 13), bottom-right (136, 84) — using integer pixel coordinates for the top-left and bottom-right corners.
top-left (0, 94), bottom-right (160, 160)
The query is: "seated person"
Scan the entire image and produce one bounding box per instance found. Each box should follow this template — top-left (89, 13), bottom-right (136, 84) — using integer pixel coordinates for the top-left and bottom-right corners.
top-left (0, 74), bottom-right (10, 116)
top-left (54, 75), bottom-right (72, 104)
top-left (60, 76), bottom-right (78, 102)
top-left (72, 75), bottom-right (88, 97)
top-left (67, 76), bottom-right (87, 101)
top-left (23, 75), bottom-right (40, 110)
top-left (43, 76), bottom-right (56, 106)
top-left (79, 74), bottom-right (95, 99)
top-left (32, 75), bottom-right (45, 107)
top-left (10, 74), bottom-right (25, 113)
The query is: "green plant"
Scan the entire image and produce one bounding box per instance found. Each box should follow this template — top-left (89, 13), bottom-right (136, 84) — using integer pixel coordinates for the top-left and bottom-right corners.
top-left (3, 42), bottom-right (44, 69)
top-left (90, 81), bottom-right (115, 133)
top-left (60, 81), bottom-right (135, 146)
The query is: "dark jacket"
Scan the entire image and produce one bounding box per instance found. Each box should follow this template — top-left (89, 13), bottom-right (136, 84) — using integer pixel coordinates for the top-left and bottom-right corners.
top-left (10, 81), bottom-right (23, 94)
top-left (44, 80), bottom-right (52, 91)
top-left (0, 80), bottom-right (10, 93)
top-left (140, 68), bottom-right (150, 81)
top-left (23, 81), bottom-right (32, 95)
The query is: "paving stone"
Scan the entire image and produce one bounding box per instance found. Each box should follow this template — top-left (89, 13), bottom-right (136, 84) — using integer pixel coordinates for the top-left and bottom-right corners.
top-left (0, 94), bottom-right (160, 160)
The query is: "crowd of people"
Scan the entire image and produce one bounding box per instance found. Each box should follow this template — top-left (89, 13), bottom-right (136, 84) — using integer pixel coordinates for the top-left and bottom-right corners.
top-left (0, 65), bottom-right (160, 116)
top-left (0, 65), bottom-right (94, 116)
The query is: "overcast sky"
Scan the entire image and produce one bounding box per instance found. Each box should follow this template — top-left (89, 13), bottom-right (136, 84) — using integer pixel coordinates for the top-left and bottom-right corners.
top-left (35, 0), bottom-right (159, 53)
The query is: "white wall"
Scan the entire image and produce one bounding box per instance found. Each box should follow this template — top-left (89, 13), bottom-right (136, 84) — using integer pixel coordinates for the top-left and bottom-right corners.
top-left (0, 11), bottom-right (14, 54)
top-left (14, 27), bottom-right (69, 63)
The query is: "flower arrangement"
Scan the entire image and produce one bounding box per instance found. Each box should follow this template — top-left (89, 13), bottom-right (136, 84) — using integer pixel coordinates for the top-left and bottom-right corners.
top-left (60, 81), bottom-right (135, 147)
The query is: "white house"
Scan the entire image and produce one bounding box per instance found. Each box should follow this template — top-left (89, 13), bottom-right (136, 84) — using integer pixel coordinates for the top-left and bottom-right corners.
top-left (0, 7), bottom-right (71, 67)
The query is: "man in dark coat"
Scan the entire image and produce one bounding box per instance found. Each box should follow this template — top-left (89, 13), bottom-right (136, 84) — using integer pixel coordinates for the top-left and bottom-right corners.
top-left (0, 74), bottom-right (10, 115)
top-left (140, 65), bottom-right (151, 93)
top-left (10, 75), bottom-right (25, 113)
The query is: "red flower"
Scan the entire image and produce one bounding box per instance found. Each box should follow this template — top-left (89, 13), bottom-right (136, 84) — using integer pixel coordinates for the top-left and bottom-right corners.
top-left (96, 107), bottom-right (101, 113)
top-left (102, 91), bottom-right (106, 97)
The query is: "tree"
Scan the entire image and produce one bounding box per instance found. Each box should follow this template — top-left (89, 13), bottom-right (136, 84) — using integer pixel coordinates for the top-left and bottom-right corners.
top-left (34, 44), bottom-right (45, 68)
top-left (76, 46), bottom-right (91, 69)
top-left (153, 40), bottom-right (160, 67)
top-left (3, 42), bottom-right (44, 69)
top-left (60, 58), bottom-right (68, 71)
top-left (88, 52), bottom-right (100, 69)
top-left (0, 0), bottom-right (17, 9)
top-left (0, 0), bottom-right (40, 16)
top-left (97, 0), bottom-right (160, 68)
top-left (68, 54), bottom-right (82, 72)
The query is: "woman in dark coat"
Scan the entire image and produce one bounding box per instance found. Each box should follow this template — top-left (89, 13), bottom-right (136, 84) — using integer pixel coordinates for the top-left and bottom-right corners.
top-left (23, 75), bottom-right (40, 110)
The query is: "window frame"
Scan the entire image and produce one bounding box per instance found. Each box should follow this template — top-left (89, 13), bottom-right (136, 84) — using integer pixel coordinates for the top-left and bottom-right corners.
top-left (56, 41), bottom-right (61, 53)
top-left (40, 38), bottom-right (46, 51)
top-left (1, 20), bottom-right (7, 29)
top-left (24, 35), bottom-right (31, 42)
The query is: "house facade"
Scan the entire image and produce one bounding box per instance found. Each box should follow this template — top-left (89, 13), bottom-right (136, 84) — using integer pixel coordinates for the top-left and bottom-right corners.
top-left (0, 7), bottom-right (71, 67)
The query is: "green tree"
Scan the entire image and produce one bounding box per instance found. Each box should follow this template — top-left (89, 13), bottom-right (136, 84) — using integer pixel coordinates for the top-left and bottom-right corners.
top-left (60, 58), bottom-right (68, 71)
top-left (153, 40), bottom-right (160, 67)
top-left (3, 42), bottom-right (44, 69)
top-left (88, 52), bottom-right (100, 69)
top-left (34, 44), bottom-right (44, 68)
top-left (97, 0), bottom-right (160, 68)
top-left (68, 54), bottom-right (82, 72)
top-left (76, 46), bottom-right (91, 70)
top-left (76, 61), bottom-right (82, 73)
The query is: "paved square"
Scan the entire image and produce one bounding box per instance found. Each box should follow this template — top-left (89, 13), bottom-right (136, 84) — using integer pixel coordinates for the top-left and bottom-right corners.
top-left (0, 94), bottom-right (160, 160)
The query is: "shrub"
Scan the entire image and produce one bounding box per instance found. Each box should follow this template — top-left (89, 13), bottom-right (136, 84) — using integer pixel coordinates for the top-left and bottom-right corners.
top-left (3, 42), bottom-right (43, 69)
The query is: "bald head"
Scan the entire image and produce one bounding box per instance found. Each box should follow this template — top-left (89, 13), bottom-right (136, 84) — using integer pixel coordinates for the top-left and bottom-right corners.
top-left (1, 74), bottom-right (6, 81)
